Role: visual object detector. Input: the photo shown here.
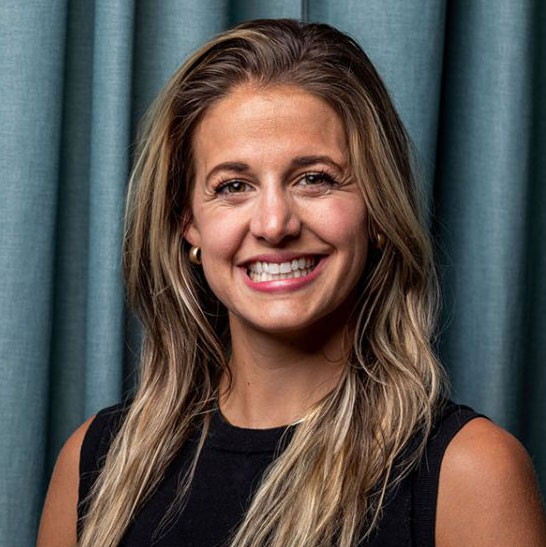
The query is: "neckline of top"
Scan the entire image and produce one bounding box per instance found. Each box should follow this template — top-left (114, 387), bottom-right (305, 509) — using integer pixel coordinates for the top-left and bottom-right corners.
top-left (202, 405), bottom-right (298, 453)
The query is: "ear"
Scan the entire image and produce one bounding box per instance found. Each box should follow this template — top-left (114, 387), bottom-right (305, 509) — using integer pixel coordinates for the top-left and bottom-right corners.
top-left (183, 219), bottom-right (201, 248)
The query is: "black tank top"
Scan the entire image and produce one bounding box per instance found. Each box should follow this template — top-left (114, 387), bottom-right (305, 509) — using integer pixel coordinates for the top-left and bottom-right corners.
top-left (77, 399), bottom-right (488, 546)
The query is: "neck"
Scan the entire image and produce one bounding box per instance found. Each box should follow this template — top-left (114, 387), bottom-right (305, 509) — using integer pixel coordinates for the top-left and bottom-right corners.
top-left (218, 311), bottom-right (353, 429)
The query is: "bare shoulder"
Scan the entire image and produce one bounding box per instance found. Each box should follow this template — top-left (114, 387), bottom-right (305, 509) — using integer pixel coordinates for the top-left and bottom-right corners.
top-left (36, 414), bottom-right (97, 547)
top-left (436, 416), bottom-right (546, 547)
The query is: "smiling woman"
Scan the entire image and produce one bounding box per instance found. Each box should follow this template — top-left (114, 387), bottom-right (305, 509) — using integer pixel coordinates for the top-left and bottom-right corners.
top-left (37, 18), bottom-right (546, 547)
top-left (186, 84), bottom-right (368, 335)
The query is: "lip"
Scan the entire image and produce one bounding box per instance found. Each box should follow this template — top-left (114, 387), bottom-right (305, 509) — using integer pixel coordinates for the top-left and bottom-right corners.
top-left (239, 255), bottom-right (327, 293)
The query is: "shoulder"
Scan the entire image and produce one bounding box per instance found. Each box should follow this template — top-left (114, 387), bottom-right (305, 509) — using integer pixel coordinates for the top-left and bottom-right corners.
top-left (37, 398), bottom-right (132, 546)
top-left (436, 416), bottom-right (546, 546)
top-left (80, 399), bottom-right (132, 459)
top-left (37, 413), bottom-right (97, 546)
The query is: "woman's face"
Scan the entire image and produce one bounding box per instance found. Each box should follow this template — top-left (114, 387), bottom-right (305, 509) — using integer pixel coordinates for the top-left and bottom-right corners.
top-left (185, 83), bottom-right (369, 334)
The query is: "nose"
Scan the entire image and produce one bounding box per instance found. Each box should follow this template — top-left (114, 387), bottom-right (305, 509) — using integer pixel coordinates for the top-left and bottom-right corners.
top-left (249, 183), bottom-right (301, 244)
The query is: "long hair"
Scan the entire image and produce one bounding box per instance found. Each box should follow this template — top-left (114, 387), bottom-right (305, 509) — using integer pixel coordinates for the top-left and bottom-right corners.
top-left (78, 18), bottom-right (450, 546)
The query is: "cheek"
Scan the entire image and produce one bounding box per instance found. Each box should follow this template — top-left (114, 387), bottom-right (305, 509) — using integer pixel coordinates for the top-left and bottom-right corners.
top-left (315, 200), bottom-right (369, 281)
top-left (312, 199), bottom-right (368, 244)
top-left (199, 212), bottom-right (245, 264)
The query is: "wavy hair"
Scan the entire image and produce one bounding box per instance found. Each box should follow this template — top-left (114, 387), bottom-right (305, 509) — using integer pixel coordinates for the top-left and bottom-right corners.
top-left (78, 18), bottom-right (450, 546)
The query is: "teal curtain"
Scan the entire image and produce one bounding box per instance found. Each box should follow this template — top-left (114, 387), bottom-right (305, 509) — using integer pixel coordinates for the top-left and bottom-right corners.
top-left (1, 1), bottom-right (544, 544)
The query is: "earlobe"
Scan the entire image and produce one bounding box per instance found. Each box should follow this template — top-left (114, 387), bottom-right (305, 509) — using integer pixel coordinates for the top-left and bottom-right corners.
top-left (183, 222), bottom-right (200, 248)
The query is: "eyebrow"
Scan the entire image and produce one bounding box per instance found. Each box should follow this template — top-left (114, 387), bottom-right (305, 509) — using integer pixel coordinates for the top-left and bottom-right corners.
top-left (204, 155), bottom-right (346, 185)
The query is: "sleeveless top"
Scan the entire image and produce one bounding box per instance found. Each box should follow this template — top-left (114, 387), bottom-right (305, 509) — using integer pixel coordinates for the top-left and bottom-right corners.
top-left (77, 398), bottom-right (489, 546)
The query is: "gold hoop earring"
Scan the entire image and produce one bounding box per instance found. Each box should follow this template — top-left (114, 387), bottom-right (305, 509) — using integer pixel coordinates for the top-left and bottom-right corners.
top-left (189, 245), bottom-right (202, 264)
top-left (375, 232), bottom-right (385, 250)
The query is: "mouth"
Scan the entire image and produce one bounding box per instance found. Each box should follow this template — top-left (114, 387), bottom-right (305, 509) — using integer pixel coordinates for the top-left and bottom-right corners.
top-left (245, 255), bottom-right (323, 283)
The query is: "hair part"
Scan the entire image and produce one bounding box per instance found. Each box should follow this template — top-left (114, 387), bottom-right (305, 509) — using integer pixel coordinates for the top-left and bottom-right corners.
top-left (78, 18), bottom-right (450, 547)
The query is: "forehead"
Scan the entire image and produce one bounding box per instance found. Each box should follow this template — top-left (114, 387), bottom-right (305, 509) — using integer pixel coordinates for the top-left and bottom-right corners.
top-left (191, 84), bottom-right (348, 175)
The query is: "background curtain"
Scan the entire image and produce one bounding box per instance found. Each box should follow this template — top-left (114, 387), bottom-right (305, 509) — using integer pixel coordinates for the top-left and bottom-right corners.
top-left (1, 1), bottom-right (544, 544)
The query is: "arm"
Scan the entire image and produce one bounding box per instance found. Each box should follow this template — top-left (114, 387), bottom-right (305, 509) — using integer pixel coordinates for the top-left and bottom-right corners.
top-left (436, 417), bottom-right (546, 546)
top-left (36, 414), bottom-right (96, 547)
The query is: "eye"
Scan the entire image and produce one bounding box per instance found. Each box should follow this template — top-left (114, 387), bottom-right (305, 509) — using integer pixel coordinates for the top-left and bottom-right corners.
top-left (213, 180), bottom-right (252, 195)
top-left (297, 171), bottom-right (339, 189)
top-left (211, 171), bottom-right (339, 196)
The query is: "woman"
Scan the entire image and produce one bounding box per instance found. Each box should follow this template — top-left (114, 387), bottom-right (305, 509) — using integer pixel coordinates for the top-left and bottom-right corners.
top-left (38, 18), bottom-right (546, 546)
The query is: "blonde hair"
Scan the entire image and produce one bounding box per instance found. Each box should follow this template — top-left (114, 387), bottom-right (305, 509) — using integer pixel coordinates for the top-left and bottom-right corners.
top-left (78, 18), bottom-right (450, 546)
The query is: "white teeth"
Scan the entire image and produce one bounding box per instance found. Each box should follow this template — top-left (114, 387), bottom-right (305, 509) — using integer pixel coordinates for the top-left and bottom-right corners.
top-left (247, 256), bottom-right (319, 274)
top-left (280, 262), bottom-right (292, 274)
top-left (248, 266), bottom-right (315, 283)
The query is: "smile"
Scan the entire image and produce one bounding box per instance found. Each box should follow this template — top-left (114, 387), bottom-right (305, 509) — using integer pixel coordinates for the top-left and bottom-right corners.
top-left (240, 255), bottom-right (327, 293)
top-left (246, 256), bottom-right (319, 283)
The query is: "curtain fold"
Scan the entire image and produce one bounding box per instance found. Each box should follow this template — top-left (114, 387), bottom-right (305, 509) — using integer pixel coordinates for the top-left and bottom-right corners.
top-left (0, 2), bottom-right (68, 542)
top-left (0, 1), bottom-right (544, 545)
top-left (83, 0), bottom-right (135, 417)
top-left (433, 0), bottom-right (535, 429)
top-left (518, 0), bottom-right (546, 489)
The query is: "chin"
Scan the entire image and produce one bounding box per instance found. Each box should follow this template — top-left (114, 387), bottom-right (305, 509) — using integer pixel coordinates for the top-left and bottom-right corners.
top-left (243, 310), bottom-right (327, 335)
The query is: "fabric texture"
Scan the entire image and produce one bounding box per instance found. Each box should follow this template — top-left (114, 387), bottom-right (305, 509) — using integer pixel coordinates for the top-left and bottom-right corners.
top-left (77, 399), bottom-right (488, 546)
